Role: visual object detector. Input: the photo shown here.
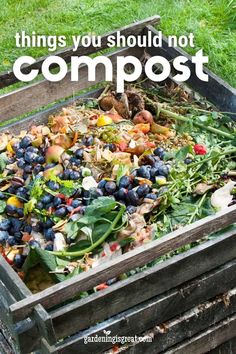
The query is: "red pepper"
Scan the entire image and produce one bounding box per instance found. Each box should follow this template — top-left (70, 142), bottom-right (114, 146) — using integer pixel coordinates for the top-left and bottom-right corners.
top-left (56, 193), bottom-right (66, 199)
top-left (96, 283), bottom-right (109, 290)
top-left (67, 198), bottom-right (73, 206)
top-left (110, 243), bottom-right (119, 252)
top-left (194, 144), bottom-right (207, 155)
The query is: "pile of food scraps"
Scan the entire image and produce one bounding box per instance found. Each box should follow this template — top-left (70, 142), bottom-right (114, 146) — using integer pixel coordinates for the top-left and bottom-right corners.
top-left (0, 83), bottom-right (236, 293)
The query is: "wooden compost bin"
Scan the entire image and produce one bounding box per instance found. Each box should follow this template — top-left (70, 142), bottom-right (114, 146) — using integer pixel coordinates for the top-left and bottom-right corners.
top-left (0, 16), bottom-right (236, 354)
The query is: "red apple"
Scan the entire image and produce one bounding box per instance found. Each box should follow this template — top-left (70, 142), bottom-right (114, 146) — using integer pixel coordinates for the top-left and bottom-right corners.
top-left (45, 145), bottom-right (64, 163)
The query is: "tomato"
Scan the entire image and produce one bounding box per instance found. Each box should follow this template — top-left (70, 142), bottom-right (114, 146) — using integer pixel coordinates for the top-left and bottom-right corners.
top-left (133, 123), bottom-right (150, 134)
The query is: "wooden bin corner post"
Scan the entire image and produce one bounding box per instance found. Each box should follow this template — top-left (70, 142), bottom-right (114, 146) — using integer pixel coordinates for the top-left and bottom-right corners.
top-left (0, 255), bottom-right (56, 353)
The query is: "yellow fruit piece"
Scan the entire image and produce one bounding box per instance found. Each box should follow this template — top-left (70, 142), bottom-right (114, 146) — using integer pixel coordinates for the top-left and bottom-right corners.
top-left (7, 196), bottom-right (23, 208)
top-left (97, 115), bottom-right (113, 127)
top-left (7, 142), bottom-right (14, 153)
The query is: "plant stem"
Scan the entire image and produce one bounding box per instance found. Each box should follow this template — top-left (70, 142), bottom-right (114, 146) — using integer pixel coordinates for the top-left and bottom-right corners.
top-left (188, 148), bottom-right (236, 168)
top-left (187, 193), bottom-right (207, 224)
top-left (49, 204), bottom-right (126, 258)
top-left (144, 97), bottom-right (234, 139)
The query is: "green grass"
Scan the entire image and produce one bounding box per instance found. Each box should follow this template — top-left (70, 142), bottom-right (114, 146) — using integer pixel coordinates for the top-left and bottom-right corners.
top-left (0, 0), bottom-right (235, 87)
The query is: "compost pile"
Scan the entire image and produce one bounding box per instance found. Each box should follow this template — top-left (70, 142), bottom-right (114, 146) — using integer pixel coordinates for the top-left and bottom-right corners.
top-left (0, 82), bottom-right (236, 293)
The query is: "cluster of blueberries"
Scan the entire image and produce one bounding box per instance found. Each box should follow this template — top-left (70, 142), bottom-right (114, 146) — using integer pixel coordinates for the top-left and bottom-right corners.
top-left (97, 147), bottom-right (169, 214)
top-left (1, 131), bottom-right (171, 263)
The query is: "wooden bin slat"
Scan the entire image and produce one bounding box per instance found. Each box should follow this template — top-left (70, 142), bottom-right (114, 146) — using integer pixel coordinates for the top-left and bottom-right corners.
top-left (164, 313), bottom-right (236, 354)
top-left (9, 204), bottom-right (236, 322)
top-left (44, 259), bottom-right (236, 354)
top-left (0, 46), bottom-right (143, 121)
top-left (0, 16), bottom-right (160, 89)
top-left (51, 228), bottom-right (236, 339)
top-left (121, 288), bottom-right (236, 354)
top-left (145, 26), bottom-right (236, 115)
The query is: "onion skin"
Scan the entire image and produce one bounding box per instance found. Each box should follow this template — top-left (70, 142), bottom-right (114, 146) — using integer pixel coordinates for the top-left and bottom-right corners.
top-left (133, 110), bottom-right (154, 125)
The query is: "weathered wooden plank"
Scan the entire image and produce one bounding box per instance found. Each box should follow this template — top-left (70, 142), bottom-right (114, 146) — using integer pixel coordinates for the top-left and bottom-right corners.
top-left (122, 288), bottom-right (236, 353)
top-left (145, 26), bottom-right (236, 115)
top-left (208, 337), bottom-right (236, 354)
top-left (0, 16), bottom-right (160, 89)
top-left (0, 255), bottom-right (31, 300)
top-left (0, 87), bottom-right (103, 135)
top-left (163, 313), bottom-right (236, 354)
top-left (0, 46), bottom-right (143, 121)
top-left (9, 204), bottom-right (236, 322)
top-left (49, 259), bottom-right (236, 354)
top-left (33, 304), bottom-right (56, 346)
top-left (51, 228), bottom-right (236, 338)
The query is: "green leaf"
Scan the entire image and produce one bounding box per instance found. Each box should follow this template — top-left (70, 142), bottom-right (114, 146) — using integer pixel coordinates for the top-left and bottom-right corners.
top-left (0, 153), bottom-right (8, 173)
top-left (116, 164), bottom-right (129, 184)
top-left (64, 221), bottom-right (80, 239)
top-left (23, 247), bottom-right (67, 282)
top-left (24, 198), bottom-right (37, 215)
top-left (86, 197), bottom-right (116, 216)
top-left (67, 239), bottom-right (91, 252)
top-left (0, 200), bottom-right (6, 213)
top-left (175, 145), bottom-right (193, 161)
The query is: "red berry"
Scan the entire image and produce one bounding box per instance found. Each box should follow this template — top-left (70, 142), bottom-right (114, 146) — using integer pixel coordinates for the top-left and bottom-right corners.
top-left (194, 144), bottom-right (207, 155)
top-left (110, 243), bottom-right (119, 252)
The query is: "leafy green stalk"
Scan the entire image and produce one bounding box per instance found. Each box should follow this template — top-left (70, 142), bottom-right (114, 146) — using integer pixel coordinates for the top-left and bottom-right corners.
top-left (49, 204), bottom-right (126, 258)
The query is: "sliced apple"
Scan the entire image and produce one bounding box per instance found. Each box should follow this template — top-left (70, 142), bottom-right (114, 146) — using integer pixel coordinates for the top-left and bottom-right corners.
top-left (43, 164), bottom-right (63, 179)
top-left (45, 145), bottom-right (64, 163)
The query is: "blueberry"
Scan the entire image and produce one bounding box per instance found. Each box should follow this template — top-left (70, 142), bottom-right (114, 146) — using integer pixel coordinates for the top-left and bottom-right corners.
top-left (36, 202), bottom-right (44, 210)
top-left (6, 205), bottom-right (16, 215)
top-left (0, 219), bottom-right (10, 231)
top-left (119, 176), bottom-right (131, 189)
top-left (0, 231), bottom-right (9, 244)
top-left (26, 146), bottom-right (38, 153)
top-left (33, 164), bottom-right (43, 174)
top-left (45, 202), bottom-right (54, 210)
top-left (8, 236), bottom-right (17, 246)
top-left (71, 199), bottom-right (82, 208)
top-left (16, 148), bottom-right (25, 158)
top-left (23, 224), bottom-right (32, 234)
top-left (16, 208), bottom-right (24, 217)
top-left (104, 143), bottom-right (116, 152)
top-left (24, 165), bottom-right (33, 173)
top-left (89, 188), bottom-right (103, 199)
top-left (55, 207), bottom-right (67, 217)
top-left (12, 142), bottom-right (20, 152)
top-left (17, 158), bottom-right (25, 169)
top-left (153, 160), bottom-right (164, 169)
top-left (127, 190), bottom-right (139, 206)
top-left (66, 205), bottom-right (74, 213)
top-left (141, 154), bottom-right (156, 166)
top-left (44, 163), bottom-right (56, 170)
top-left (150, 167), bottom-right (158, 179)
top-left (137, 184), bottom-right (150, 197)
top-left (117, 188), bottom-right (128, 200)
top-left (14, 232), bottom-right (22, 242)
top-left (70, 171), bottom-right (80, 180)
top-left (47, 180), bottom-right (60, 191)
top-left (44, 228), bottom-right (55, 241)
top-left (105, 181), bottom-right (117, 194)
top-left (44, 218), bottom-right (54, 229)
top-left (20, 136), bottom-right (32, 149)
top-left (75, 148), bottom-right (84, 159)
top-left (0, 192), bottom-right (6, 199)
top-left (16, 187), bottom-right (28, 198)
top-left (137, 166), bottom-right (151, 180)
top-left (154, 147), bottom-right (165, 159)
top-left (158, 165), bottom-right (169, 177)
top-left (37, 155), bottom-right (45, 164)
top-left (63, 169), bottom-right (72, 180)
top-left (29, 240), bottom-right (41, 248)
top-left (126, 205), bottom-right (137, 214)
top-left (10, 218), bottom-right (22, 232)
top-left (184, 158), bottom-right (193, 164)
top-left (70, 157), bottom-right (81, 166)
top-left (97, 179), bottom-right (107, 189)
top-left (41, 194), bottom-right (53, 204)
top-left (45, 243), bottom-right (53, 251)
top-left (82, 136), bottom-right (94, 146)
top-left (145, 193), bottom-right (157, 200)
top-left (53, 197), bottom-right (62, 207)
top-left (14, 254), bottom-right (26, 268)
